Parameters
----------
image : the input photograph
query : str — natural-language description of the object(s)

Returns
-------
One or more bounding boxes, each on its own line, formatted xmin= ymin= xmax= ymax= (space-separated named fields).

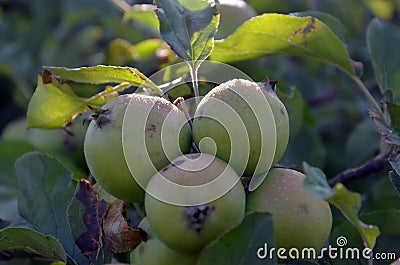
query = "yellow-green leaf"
xmin=328 ymin=184 xmax=381 ymax=249
xmin=46 ymin=65 xmax=159 ymax=92
xmin=26 ymin=67 xmax=153 ymax=129
xmin=27 ymin=75 xmax=87 ymax=129
xmin=211 ymin=13 xmax=355 ymax=75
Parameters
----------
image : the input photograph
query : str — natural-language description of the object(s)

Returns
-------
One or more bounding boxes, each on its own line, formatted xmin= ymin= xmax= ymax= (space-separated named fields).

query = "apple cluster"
xmin=83 ymin=79 xmax=332 ymax=264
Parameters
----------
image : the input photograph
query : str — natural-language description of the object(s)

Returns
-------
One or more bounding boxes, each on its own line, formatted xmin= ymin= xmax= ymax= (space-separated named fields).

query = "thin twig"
xmin=328 ymin=154 xmax=390 ymax=187
xmin=87 ymin=82 xmax=131 ymax=103
xmin=110 ymin=0 xmax=131 ymax=12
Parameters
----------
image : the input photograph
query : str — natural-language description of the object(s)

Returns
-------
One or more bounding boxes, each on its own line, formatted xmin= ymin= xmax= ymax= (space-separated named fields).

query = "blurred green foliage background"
xmin=1 ymin=0 xmax=400 ymax=197
xmin=1 ymin=0 xmax=400 ymax=264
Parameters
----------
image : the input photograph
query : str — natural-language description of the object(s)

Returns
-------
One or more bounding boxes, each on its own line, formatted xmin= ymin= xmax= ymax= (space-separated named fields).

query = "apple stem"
xmin=191 ymin=143 xmax=200 ymax=153
xmin=188 ymin=62 xmax=200 ymax=106
xmin=241 ymin=176 xmax=251 ymax=195
xmin=173 ymin=97 xmax=193 ymax=128
xmin=173 ymin=97 xmax=200 ymax=153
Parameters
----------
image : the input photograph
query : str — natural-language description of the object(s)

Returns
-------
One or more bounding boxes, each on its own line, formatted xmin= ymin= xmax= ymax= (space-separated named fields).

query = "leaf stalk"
xmin=350 ymin=75 xmax=388 ymax=126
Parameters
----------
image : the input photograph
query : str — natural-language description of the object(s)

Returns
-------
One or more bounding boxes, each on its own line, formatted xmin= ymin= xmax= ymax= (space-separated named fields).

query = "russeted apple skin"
xmin=84 ymin=94 xmax=191 ymax=203
xmin=130 ymin=217 xmax=197 ymax=265
xmin=145 ymin=153 xmax=246 ymax=254
xmin=192 ymin=79 xmax=280 ymax=178
xmin=246 ymin=168 xmax=332 ymax=252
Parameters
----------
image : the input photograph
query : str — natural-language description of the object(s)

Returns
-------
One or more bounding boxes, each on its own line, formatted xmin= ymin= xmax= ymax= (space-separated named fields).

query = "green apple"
xmin=130 ymin=217 xmax=197 ymax=265
xmin=246 ymin=168 xmax=332 ymax=252
xmin=192 ymin=79 xmax=277 ymax=180
xmin=216 ymin=0 xmax=257 ymax=39
xmin=145 ymin=153 xmax=245 ymax=254
xmin=84 ymin=94 xmax=191 ymax=203
xmin=1 ymin=116 xmax=88 ymax=170
xmin=1 ymin=118 xmax=60 ymax=152
xmin=258 ymin=81 xmax=289 ymax=164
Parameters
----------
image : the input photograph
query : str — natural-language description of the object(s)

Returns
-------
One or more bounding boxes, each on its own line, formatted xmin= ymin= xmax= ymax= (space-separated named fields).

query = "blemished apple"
xmin=246 ymin=168 xmax=332 ymax=252
xmin=84 ymin=94 xmax=191 ymax=203
xmin=130 ymin=217 xmax=198 ymax=265
xmin=192 ymin=79 xmax=280 ymax=178
xmin=145 ymin=153 xmax=245 ymax=254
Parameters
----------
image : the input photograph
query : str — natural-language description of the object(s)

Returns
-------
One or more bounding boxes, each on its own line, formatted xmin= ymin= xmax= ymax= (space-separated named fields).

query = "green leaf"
xmin=364 ymin=0 xmax=395 ymax=20
xmin=370 ymin=110 xmax=400 ymax=146
xmin=361 ymin=211 xmax=400 ymax=262
xmin=362 ymin=210 xmax=400 ymax=235
xmin=387 ymin=103 xmax=400 ymax=132
xmin=345 ymin=119 xmax=381 ymax=168
xmin=0 ymin=140 xmax=35 ymax=222
xmin=27 ymin=74 xmax=88 ymax=129
xmin=328 ymin=183 xmax=381 ymax=249
xmin=302 ymin=162 xmax=335 ymax=199
xmin=46 ymin=65 xmax=159 ymax=92
xmin=154 ymin=0 xmax=219 ymax=65
xmin=135 ymin=39 xmax=164 ymax=58
xmin=123 ymin=4 xmax=159 ymax=32
xmin=27 ymin=68 xmax=149 ymax=129
xmin=198 ymin=212 xmax=276 ymax=265
xmin=367 ymin=18 xmax=400 ymax=103
xmin=106 ymin=39 xmax=137 ymax=65
xmin=0 ymin=227 xmax=67 ymax=263
xmin=389 ymin=154 xmax=400 ymax=197
xmin=330 ymin=210 xmax=400 ymax=265
xmin=283 ymin=125 xmax=326 ymax=169
xmin=389 ymin=153 xmax=400 ymax=176
xmin=290 ymin=11 xmax=346 ymax=41
xmin=106 ymin=39 xmax=164 ymax=65
xmin=389 ymin=172 xmax=400 ymax=197
xmin=15 ymin=152 xmax=87 ymax=264
xmin=211 ymin=13 xmax=355 ymax=75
